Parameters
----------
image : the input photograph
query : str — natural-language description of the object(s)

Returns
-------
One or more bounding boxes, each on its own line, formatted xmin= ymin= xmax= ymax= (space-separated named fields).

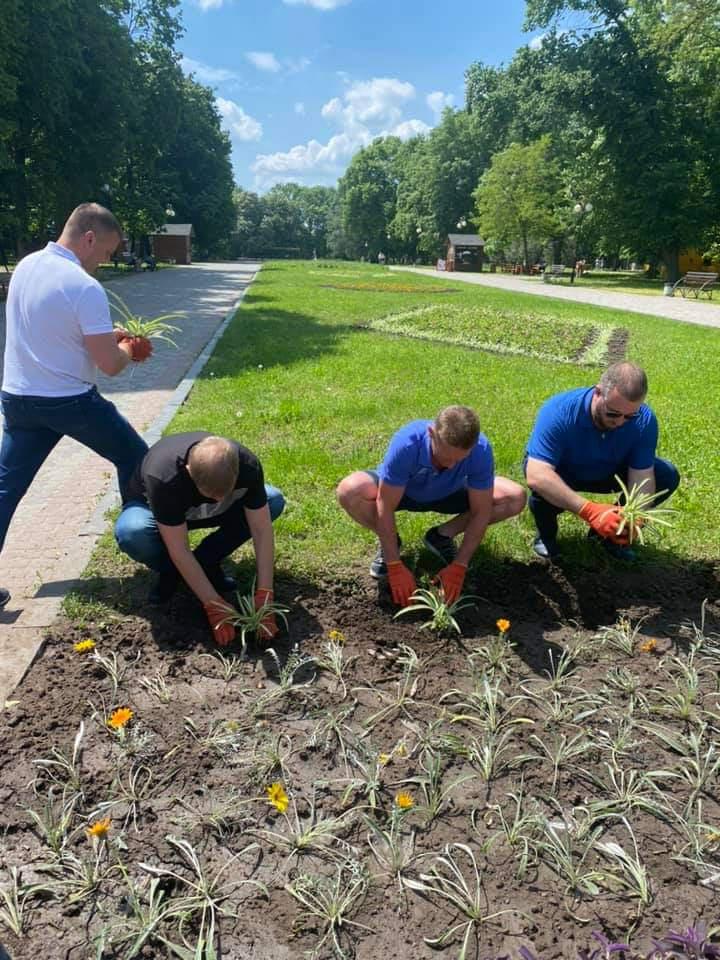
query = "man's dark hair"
xmin=599 ymin=362 xmax=648 ymax=403
xmin=64 ymin=203 xmax=122 ymax=239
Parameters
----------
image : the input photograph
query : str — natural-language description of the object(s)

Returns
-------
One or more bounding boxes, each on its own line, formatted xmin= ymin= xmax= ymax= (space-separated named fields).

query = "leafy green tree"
xmin=338 ymin=137 xmax=404 ymax=259
xmin=473 ymin=136 xmax=563 ymax=268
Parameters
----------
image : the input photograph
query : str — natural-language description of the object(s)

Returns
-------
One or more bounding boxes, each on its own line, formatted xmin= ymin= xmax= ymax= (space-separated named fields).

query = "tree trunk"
xmin=661 ymin=248 xmax=680 ymax=283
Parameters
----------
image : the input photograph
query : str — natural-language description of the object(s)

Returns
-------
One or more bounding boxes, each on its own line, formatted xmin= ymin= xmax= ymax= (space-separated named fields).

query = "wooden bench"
xmin=671 ymin=271 xmax=718 ymax=299
xmin=543 ymin=264 xmax=568 ymax=283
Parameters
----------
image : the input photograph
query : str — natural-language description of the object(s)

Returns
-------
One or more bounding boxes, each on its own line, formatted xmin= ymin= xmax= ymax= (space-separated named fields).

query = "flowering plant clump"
xmin=328 ymin=629 xmax=345 ymax=644
xmin=86 ymin=817 xmax=111 ymax=840
xmin=267 ymin=781 xmax=289 ymax=813
xmin=496 ymin=619 xmax=511 ymax=634
xmin=73 ymin=639 xmax=96 ymax=653
xmin=108 ymin=707 xmax=133 ymax=730
xmin=395 ymin=792 xmax=414 ymax=811
xmin=639 ymin=637 xmax=658 ymax=654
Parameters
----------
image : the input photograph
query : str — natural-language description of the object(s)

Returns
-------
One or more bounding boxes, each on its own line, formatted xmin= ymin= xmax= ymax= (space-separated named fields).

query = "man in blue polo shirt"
xmin=524 ymin=362 xmax=679 ymax=561
xmin=336 ymin=405 xmax=526 ymax=606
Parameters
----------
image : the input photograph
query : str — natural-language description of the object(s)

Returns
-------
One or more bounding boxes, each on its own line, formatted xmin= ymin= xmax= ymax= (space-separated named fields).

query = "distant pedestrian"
xmin=0 ymin=203 xmax=152 ymax=609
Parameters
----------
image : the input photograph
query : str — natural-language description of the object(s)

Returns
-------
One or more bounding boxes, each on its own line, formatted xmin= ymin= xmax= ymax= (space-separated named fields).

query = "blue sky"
xmin=179 ymin=0 xmax=539 ymax=192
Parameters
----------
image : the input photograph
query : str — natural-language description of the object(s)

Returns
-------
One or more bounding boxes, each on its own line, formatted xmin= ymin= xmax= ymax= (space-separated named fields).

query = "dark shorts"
xmin=364 ymin=469 xmax=470 ymax=514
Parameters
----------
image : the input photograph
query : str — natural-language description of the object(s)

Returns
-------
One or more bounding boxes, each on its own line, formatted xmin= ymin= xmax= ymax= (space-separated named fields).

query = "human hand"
xmin=387 ymin=561 xmax=417 ymax=607
xmin=113 ymin=327 xmax=130 ymax=343
xmin=578 ymin=501 xmax=629 ymax=542
xmin=203 ymin=598 xmax=236 ymax=647
xmin=434 ymin=561 xmax=468 ymax=604
xmin=128 ymin=336 xmax=153 ymax=361
xmin=254 ymin=587 xmax=278 ymax=640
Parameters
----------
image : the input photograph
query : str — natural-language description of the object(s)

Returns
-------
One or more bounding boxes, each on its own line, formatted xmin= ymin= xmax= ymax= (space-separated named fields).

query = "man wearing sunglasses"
xmin=524 ymin=362 xmax=679 ymax=560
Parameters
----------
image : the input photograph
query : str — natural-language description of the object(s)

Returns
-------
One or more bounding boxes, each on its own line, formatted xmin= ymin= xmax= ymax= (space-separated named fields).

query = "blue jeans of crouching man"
xmin=114 ymin=484 xmax=286 ymax=574
xmin=523 ymin=456 xmax=680 ymax=546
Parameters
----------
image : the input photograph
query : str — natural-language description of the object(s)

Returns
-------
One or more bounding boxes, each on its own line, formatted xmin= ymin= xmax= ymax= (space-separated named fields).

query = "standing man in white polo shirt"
xmin=0 ymin=203 xmax=152 ymax=609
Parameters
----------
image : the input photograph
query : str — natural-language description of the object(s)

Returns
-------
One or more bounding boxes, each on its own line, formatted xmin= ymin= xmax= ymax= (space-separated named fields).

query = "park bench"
xmin=671 ymin=271 xmax=718 ymax=299
xmin=113 ymin=251 xmax=140 ymax=272
xmin=543 ymin=264 xmax=569 ymax=283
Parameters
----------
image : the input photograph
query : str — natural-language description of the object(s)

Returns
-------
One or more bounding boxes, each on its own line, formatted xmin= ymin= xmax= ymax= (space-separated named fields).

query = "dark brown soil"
xmin=1 ymin=557 xmax=719 ymax=960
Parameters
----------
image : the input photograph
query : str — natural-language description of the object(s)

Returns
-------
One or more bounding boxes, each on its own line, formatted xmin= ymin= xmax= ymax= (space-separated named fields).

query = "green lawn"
xmin=155 ymin=260 xmax=719 ymax=579
xmin=521 ymin=269 xmax=667 ymax=297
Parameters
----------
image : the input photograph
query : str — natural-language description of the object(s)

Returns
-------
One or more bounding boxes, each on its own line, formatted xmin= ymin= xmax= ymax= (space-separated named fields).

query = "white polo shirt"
xmin=2 ymin=242 xmax=113 ymax=397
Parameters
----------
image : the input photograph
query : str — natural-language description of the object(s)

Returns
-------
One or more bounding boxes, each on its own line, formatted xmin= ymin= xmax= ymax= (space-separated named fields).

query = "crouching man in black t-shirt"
xmin=114 ymin=432 xmax=285 ymax=646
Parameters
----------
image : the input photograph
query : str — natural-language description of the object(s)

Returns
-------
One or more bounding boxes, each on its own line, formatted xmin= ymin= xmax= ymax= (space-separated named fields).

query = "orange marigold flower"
xmin=395 ymin=791 xmax=414 ymax=810
xmin=266 ymin=781 xmax=289 ymax=813
xmin=74 ymin=639 xmax=96 ymax=653
xmin=86 ymin=817 xmax=111 ymax=839
xmin=108 ymin=707 xmax=133 ymax=729
xmin=496 ymin=619 xmax=511 ymax=634
xmin=639 ymin=638 xmax=658 ymax=654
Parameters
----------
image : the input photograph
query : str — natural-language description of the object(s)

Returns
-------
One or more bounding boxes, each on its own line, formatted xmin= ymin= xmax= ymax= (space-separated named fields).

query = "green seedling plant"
xmin=175 ymin=788 xmax=255 ymax=840
xmin=596 ymin=821 xmax=654 ymax=918
xmin=138 ymin=670 xmax=172 ymax=704
xmin=533 ymin=818 xmax=604 ymax=922
xmin=365 ymin=802 xmax=419 ymax=888
xmin=528 ymin=732 xmax=593 ymax=795
xmin=285 ymin=858 xmax=371 ymax=960
xmin=216 ymin=587 xmax=290 ymax=652
xmin=403 ymin=843 xmax=521 ymax=959
xmin=90 ymin=649 xmax=141 ymax=698
xmin=441 ymin=673 xmax=534 ymax=734
xmin=184 ymin=715 xmax=251 ymax=760
xmin=88 ymin=761 xmax=156 ymax=833
xmin=355 ymin=644 xmax=421 ymax=733
xmin=254 ymin=648 xmax=317 ymax=714
xmin=478 ymin=784 xmax=543 ymax=880
xmin=317 ymin=631 xmax=357 ymax=701
xmin=0 ymin=866 xmax=52 ymax=937
xmin=394 ymin=585 xmax=474 ymax=635
xmin=200 ymin=649 xmax=245 ymax=684
xmin=611 ymin=475 xmax=675 ymax=544
xmin=93 ymin=871 xmax=170 ymax=960
xmin=580 ymin=762 xmax=673 ymax=824
xmin=26 ymin=789 xmax=78 ymax=857
xmin=594 ymin=615 xmax=650 ymax=657
xmin=139 ymin=836 xmax=267 ymax=960
xmin=30 ymin=721 xmax=86 ymax=804
xmin=255 ymin=788 xmax=357 ymax=869
xmin=307 ymin=704 xmax=358 ymax=776
xmin=108 ymin=289 xmax=183 ymax=346
xmin=399 ymin=747 xmax=475 ymax=828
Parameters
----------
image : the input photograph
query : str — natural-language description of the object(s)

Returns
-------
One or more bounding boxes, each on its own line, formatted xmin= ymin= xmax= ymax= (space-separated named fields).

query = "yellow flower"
xmin=394 ymin=743 xmax=408 ymax=758
xmin=74 ymin=639 xmax=96 ymax=653
xmin=328 ymin=629 xmax=345 ymax=644
xmin=108 ymin=707 xmax=133 ymax=730
xmin=496 ymin=619 xmax=511 ymax=634
xmin=378 ymin=753 xmax=392 ymax=766
xmin=639 ymin=638 xmax=657 ymax=654
xmin=266 ymin=782 xmax=289 ymax=813
xmin=705 ymin=830 xmax=720 ymax=846
xmin=395 ymin=791 xmax=414 ymax=810
xmin=86 ymin=817 xmax=111 ymax=840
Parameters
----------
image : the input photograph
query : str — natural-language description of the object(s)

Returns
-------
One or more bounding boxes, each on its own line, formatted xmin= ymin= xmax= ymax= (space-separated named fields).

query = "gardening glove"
xmin=387 ymin=561 xmax=417 ymax=607
xmin=203 ymin=598 xmax=236 ymax=647
xmin=578 ymin=500 xmax=629 ymax=543
xmin=434 ymin=561 xmax=468 ymax=605
xmin=128 ymin=336 xmax=153 ymax=362
xmin=254 ymin=587 xmax=278 ymax=640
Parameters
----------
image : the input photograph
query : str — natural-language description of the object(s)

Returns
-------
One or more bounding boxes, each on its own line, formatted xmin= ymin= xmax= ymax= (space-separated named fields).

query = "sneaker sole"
xmin=0 ymin=591 xmax=10 ymax=609
xmin=369 ymin=566 xmax=388 ymax=581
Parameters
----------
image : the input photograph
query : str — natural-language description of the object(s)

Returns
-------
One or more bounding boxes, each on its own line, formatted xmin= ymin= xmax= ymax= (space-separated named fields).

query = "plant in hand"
xmin=612 ymin=475 xmax=675 ymax=544
xmin=108 ymin=289 xmax=183 ymax=347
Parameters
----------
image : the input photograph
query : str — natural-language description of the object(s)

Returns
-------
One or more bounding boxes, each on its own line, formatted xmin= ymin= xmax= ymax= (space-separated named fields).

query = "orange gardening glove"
xmin=203 ymin=599 xmax=236 ymax=647
xmin=387 ymin=561 xmax=417 ymax=607
xmin=128 ymin=336 xmax=153 ymax=361
xmin=578 ymin=500 xmax=629 ymax=543
xmin=254 ymin=588 xmax=278 ymax=640
xmin=434 ymin=561 xmax=468 ymax=605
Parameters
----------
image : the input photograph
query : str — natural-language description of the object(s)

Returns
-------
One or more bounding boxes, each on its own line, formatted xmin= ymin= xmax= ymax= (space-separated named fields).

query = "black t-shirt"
xmin=125 ymin=431 xmax=267 ymax=526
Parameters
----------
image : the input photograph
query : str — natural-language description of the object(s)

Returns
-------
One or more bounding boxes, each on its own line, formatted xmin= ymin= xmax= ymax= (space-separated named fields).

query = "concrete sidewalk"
xmin=394 ymin=267 xmax=720 ymax=329
xmin=0 ymin=262 xmax=260 ymax=705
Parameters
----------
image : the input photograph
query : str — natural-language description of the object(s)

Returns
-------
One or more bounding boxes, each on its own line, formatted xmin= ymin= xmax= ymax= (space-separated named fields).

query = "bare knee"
xmin=493 ymin=478 xmax=527 ymax=520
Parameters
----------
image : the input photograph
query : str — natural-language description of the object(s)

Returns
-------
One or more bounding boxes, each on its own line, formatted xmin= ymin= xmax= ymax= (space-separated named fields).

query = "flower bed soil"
xmin=1 ymin=557 xmax=719 ymax=960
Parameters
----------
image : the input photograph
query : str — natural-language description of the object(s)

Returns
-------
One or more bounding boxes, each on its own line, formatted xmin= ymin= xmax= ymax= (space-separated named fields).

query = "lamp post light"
xmin=456 ymin=217 xmax=467 ymax=230
xmin=572 ymin=200 xmax=593 ymax=277
xmin=165 ymin=205 xmax=175 ymax=219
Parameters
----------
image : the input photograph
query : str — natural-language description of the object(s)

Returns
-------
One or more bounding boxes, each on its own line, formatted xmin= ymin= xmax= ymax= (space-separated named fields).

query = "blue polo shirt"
xmin=527 ymin=387 xmax=658 ymax=485
xmin=378 ymin=420 xmax=494 ymax=502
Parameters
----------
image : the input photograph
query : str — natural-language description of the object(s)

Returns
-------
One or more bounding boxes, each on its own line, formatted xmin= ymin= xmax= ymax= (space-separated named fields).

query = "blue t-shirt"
xmin=378 ymin=419 xmax=494 ymax=502
xmin=527 ymin=387 xmax=658 ymax=485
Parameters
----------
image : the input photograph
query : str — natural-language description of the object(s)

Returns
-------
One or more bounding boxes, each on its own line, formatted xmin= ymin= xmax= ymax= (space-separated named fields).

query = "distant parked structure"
xmin=445 ymin=233 xmax=485 ymax=272
xmin=150 ymin=223 xmax=194 ymax=264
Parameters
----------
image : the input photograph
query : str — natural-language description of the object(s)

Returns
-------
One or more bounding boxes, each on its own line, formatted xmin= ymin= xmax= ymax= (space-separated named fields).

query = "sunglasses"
xmin=604 ymin=408 xmax=639 ymax=421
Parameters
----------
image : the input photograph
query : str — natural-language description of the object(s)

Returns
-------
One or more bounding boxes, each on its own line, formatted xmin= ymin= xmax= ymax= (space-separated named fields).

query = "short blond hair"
xmin=434 ymin=405 xmax=480 ymax=449
xmin=64 ymin=202 xmax=122 ymax=241
xmin=187 ymin=436 xmax=238 ymax=499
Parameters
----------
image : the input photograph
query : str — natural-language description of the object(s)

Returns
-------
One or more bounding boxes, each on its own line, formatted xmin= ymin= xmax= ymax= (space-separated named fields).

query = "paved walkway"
xmin=394 ymin=267 xmax=720 ymax=329
xmin=0 ymin=262 xmax=260 ymax=705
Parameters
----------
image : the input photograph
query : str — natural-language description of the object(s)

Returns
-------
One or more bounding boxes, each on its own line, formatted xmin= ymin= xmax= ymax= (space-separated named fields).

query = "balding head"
xmin=62 ymin=203 xmax=122 ymax=242
xmin=599 ymin=362 xmax=648 ymax=403
xmin=187 ymin=436 xmax=239 ymax=501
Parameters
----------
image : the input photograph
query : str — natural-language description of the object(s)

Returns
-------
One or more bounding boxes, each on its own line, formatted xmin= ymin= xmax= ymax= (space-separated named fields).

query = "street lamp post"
xmin=165 ymin=205 xmax=175 ymax=219
xmin=456 ymin=217 xmax=467 ymax=230
xmin=572 ymin=200 xmax=593 ymax=277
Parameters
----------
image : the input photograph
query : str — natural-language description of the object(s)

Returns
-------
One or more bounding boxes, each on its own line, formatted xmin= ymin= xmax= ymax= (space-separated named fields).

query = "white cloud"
xmin=426 ymin=90 xmax=455 ymax=116
xmin=181 ymin=56 xmax=241 ymax=85
xmin=216 ymin=97 xmax=263 ymax=142
xmin=245 ymin=51 xmax=282 ymax=73
xmin=282 ymin=0 xmax=350 ymax=9
xmin=253 ymin=76 xmax=429 ymax=188
xmin=294 ymin=102 xmax=306 ymax=115
xmin=389 ymin=118 xmax=431 ymax=139
xmin=195 ymin=0 xmax=226 ymax=9
xmin=287 ymin=57 xmax=312 ymax=74
xmin=529 ymin=33 xmax=546 ymax=50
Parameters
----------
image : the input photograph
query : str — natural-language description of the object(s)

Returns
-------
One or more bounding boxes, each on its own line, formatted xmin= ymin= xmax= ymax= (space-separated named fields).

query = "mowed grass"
xmin=159 ymin=260 xmax=719 ymax=578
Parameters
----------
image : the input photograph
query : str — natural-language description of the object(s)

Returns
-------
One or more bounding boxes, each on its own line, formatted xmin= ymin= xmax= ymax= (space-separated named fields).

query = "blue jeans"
xmin=114 ymin=484 xmax=286 ymax=574
xmin=0 ymin=387 xmax=148 ymax=553
xmin=524 ymin=456 xmax=680 ymax=544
